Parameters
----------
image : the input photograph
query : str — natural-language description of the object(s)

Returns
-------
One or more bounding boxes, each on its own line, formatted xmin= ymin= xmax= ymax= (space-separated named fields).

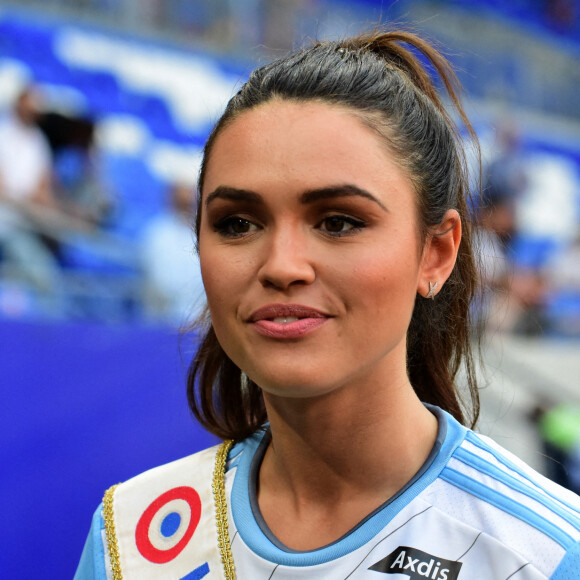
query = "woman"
xmin=75 ymin=30 xmax=580 ymax=579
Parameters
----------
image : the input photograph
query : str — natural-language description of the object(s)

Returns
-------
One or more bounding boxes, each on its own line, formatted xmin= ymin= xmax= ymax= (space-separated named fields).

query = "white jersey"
xmin=75 ymin=407 xmax=580 ymax=579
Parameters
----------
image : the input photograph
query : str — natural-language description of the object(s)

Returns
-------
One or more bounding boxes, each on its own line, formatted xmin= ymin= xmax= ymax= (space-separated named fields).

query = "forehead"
xmin=202 ymin=100 xmax=414 ymax=205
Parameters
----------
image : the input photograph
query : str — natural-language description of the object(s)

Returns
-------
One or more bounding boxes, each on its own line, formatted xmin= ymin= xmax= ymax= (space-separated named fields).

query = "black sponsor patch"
xmin=369 ymin=546 xmax=462 ymax=579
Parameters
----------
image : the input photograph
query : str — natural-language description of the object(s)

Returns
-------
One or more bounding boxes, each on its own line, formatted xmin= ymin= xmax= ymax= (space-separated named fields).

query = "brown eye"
xmin=214 ymin=216 xmax=259 ymax=237
xmin=324 ymin=217 xmax=350 ymax=233
xmin=230 ymin=218 xmax=252 ymax=233
xmin=319 ymin=215 xmax=366 ymax=236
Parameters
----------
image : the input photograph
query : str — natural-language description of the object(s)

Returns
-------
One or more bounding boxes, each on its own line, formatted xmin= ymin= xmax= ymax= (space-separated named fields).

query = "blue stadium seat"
xmin=67 ymin=69 xmax=123 ymax=115
xmin=101 ymin=154 xmax=166 ymax=237
xmin=509 ymin=235 xmax=564 ymax=270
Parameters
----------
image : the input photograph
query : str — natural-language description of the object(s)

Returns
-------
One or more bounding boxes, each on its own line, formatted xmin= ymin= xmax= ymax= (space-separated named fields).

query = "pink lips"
xmin=249 ymin=304 xmax=329 ymax=339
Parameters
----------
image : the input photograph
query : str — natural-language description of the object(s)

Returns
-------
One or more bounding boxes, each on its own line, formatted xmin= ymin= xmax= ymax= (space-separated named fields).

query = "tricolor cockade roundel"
xmin=135 ymin=486 xmax=202 ymax=564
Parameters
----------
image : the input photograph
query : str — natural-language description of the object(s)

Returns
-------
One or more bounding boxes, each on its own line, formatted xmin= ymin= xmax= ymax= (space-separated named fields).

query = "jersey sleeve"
xmin=73 ymin=504 xmax=109 ymax=580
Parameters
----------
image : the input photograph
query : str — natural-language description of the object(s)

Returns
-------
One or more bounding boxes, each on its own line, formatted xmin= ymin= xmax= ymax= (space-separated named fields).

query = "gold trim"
xmin=103 ymin=484 xmax=123 ymax=580
xmin=213 ymin=440 xmax=236 ymax=580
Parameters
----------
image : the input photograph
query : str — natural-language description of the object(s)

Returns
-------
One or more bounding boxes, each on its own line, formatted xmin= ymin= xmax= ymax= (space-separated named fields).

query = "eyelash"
xmin=317 ymin=215 xmax=366 ymax=236
xmin=212 ymin=214 xmax=367 ymax=238
xmin=213 ymin=216 xmax=259 ymax=237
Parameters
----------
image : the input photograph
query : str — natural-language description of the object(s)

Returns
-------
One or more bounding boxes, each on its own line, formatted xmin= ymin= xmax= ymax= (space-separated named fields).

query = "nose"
xmin=257 ymin=226 xmax=316 ymax=290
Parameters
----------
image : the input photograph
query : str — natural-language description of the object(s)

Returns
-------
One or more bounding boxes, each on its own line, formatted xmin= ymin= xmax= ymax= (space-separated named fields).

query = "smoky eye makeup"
xmin=212 ymin=214 xmax=260 ymax=237
xmin=316 ymin=214 xmax=367 ymax=236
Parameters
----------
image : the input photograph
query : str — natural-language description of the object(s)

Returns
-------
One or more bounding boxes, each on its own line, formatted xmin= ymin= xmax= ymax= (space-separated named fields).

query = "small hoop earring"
xmin=426 ymin=281 xmax=438 ymax=300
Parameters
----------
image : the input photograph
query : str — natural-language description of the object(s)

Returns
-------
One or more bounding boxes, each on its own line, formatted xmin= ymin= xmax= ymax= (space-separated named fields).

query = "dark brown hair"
xmin=188 ymin=28 xmax=481 ymax=440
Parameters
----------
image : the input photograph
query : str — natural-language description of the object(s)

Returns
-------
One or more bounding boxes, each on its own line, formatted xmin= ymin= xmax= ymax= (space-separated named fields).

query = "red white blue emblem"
xmin=135 ymin=486 xmax=202 ymax=564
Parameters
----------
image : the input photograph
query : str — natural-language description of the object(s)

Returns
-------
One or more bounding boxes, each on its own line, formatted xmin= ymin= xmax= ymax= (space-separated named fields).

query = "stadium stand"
xmin=3 ymin=1 xmax=579 ymax=331
xmin=0 ymin=7 xmax=240 ymax=322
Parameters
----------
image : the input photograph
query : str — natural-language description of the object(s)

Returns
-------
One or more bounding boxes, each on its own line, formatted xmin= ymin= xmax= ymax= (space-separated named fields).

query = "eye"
xmin=318 ymin=215 xmax=366 ymax=236
xmin=214 ymin=216 xmax=259 ymax=237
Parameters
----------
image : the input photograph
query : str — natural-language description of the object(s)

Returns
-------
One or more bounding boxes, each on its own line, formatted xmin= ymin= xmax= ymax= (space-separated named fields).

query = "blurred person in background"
xmin=479 ymin=119 xmax=550 ymax=335
xmin=0 ymin=87 xmax=53 ymax=207
xmin=0 ymin=86 xmax=64 ymax=300
xmin=484 ymin=120 xmax=528 ymax=219
xmin=76 ymin=27 xmax=579 ymax=579
xmin=474 ymin=188 xmax=512 ymax=331
xmin=541 ymin=232 xmax=580 ymax=335
xmin=140 ymin=182 xmax=205 ymax=324
xmin=40 ymin=112 xmax=114 ymax=228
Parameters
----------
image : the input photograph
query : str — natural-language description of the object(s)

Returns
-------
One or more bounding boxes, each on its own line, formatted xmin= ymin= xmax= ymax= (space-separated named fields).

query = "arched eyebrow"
xmin=205 ymin=186 xmax=262 ymax=208
xmin=204 ymin=184 xmax=388 ymax=211
xmin=301 ymin=185 xmax=388 ymax=212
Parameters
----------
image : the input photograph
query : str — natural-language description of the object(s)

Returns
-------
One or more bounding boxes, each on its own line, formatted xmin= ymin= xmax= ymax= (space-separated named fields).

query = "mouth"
xmin=249 ymin=304 xmax=328 ymax=323
xmin=248 ymin=304 xmax=330 ymax=339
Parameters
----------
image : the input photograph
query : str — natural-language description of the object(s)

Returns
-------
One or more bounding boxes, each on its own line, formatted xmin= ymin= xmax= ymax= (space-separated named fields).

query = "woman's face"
xmin=199 ymin=101 xmax=429 ymax=399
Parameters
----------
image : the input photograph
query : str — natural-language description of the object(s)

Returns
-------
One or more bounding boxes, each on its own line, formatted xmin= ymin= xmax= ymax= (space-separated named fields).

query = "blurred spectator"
xmin=54 ymin=144 xmax=113 ymax=225
xmin=484 ymin=120 xmax=528 ymax=219
xmin=38 ymin=112 xmax=114 ymax=226
xmin=0 ymin=87 xmax=53 ymax=206
xmin=535 ymin=403 xmax=580 ymax=493
xmin=0 ymin=86 xmax=63 ymax=299
xmin=541 ymin=233 xmax=580 ymax=335
xmin=476 ymin=177 xmax=548 ymax=335
xmin=479 ymin=119 xmax=558 ymax=335
xmin=474 ymin=197 xmax=511 ymax=329
xmin=140 ymin=182 xmax=205 ymax=324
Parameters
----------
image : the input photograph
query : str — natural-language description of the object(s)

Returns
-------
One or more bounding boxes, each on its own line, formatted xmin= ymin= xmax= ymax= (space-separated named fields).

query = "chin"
xmin=262 ymin=384 xmax=338 ymax=401
xmin=247 ymin=366 xmax=345 ymax=400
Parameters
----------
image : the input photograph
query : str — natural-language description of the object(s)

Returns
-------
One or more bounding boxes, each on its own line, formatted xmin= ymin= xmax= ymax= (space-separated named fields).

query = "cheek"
xmin=199 ymin=246 xmax=252 ymax=318
xmin=199 ymin=248 xmax=227 ymax=309
xmin=347 ymin=250 xmax=421 ymax=311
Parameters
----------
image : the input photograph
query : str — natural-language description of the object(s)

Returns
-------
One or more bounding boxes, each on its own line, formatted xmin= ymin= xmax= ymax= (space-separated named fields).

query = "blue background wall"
xmin=0 ymin=320 xmax=218 ymax=579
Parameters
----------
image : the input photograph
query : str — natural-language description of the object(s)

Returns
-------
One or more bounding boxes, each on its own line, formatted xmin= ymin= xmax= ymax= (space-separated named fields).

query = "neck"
xmin=257 ymin=377 xmax=439 ymax=549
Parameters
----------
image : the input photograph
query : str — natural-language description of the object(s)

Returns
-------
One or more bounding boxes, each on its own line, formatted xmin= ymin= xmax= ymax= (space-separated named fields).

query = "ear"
xmin=418 ymin=209 xmax=461 ymax=299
